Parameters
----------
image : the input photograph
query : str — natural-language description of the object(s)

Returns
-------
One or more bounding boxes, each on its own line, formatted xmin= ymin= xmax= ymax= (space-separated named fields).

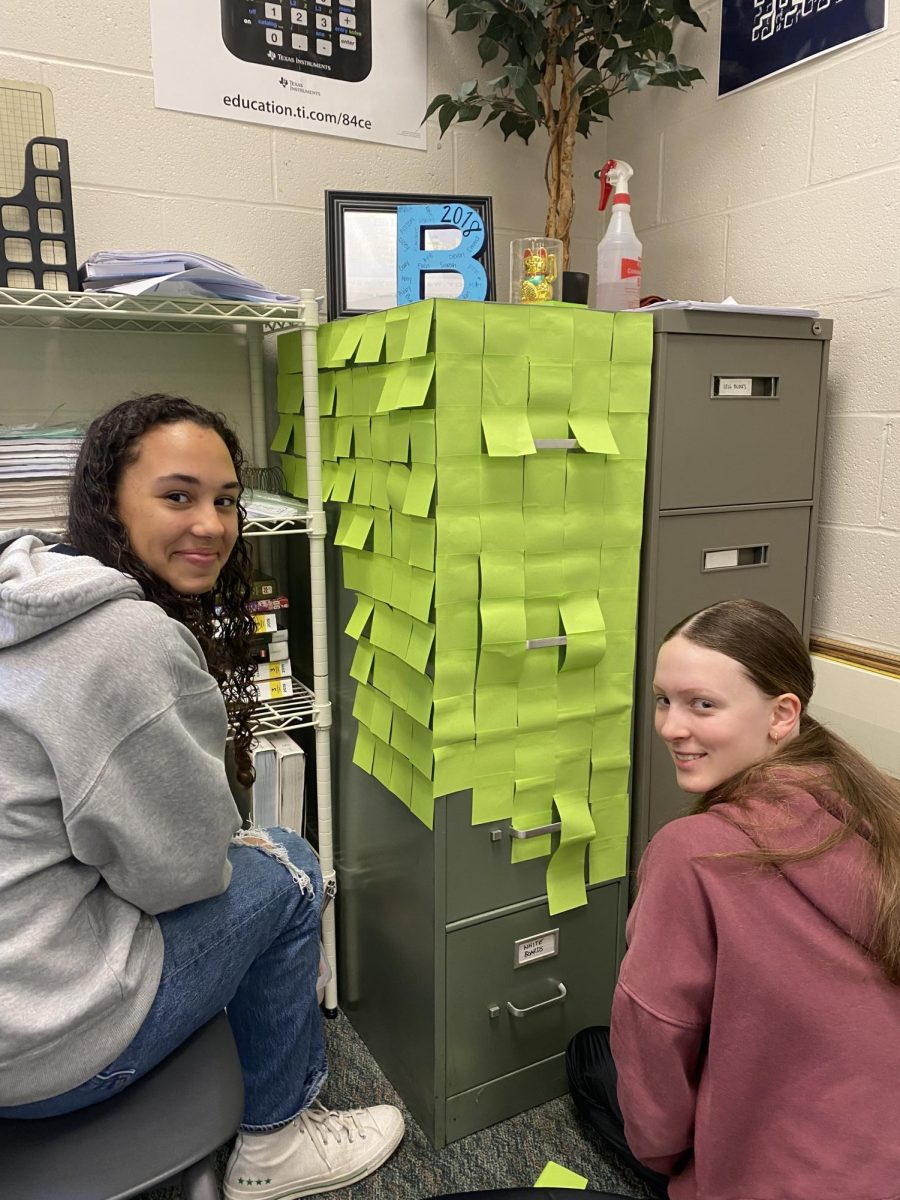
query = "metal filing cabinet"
xmin=324 ymin=544 xmax=628 ymax=1147
xmin=630 ymin=310 xmax=832 ymax=863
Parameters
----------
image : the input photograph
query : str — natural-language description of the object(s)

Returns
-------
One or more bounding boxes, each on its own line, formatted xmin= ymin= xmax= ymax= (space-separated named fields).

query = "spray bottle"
xmin=595 ymin=159 xmax=642 ymax=311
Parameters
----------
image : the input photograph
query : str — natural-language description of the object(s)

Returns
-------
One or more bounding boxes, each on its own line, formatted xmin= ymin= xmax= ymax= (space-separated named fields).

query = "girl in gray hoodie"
xmin=0 ymin=395 xmax=403 ymax=1200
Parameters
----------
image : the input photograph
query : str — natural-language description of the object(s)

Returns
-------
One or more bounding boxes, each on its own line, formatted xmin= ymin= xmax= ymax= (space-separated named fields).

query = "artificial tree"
xmin=426 ymin=0 xmax=705 ymax=269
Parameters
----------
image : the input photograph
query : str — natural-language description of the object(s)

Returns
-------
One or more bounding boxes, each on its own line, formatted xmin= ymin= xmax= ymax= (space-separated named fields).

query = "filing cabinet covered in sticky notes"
xmin=275 ymin=299 xmax=651 ymax=1145
xmin=630 ymin=309 xmax=832 ymax=863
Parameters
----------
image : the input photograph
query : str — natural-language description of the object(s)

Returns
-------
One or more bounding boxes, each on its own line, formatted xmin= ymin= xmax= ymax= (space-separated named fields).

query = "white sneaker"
xmin=223 ymin=1101 xmax=405 ymax=1200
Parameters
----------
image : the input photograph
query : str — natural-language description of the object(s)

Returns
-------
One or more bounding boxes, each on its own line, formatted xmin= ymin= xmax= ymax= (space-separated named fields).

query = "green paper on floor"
xmin=534 ymin=1161 xmax=588 ymax=1189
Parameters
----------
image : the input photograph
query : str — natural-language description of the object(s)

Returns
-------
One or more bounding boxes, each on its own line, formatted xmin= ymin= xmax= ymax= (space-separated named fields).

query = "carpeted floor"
xmin=137 ymin=1011 xmax=652 ymax=1200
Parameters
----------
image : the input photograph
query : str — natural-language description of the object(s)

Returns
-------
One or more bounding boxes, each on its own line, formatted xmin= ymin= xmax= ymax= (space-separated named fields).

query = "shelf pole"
xmin=298 ymin=289 xmax=338 ymax=1011
xmin=246 ymin=324 xmax=268 ymax=469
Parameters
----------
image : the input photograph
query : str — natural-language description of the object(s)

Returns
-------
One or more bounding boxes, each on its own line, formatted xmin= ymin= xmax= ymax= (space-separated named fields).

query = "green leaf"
xmin=505 ymin=63 xmax=527 ymax=89
xmin=625 ymin=66 xmax=653 ymax=90
xmin=456 ymin=103 xmax=483 ymax=122
xmin=478 ymin=35 xmax=499 ymax=63
xmin=516 ymin=80 xmax=543 ymax=121
xmin=456 ymin=79 xmax=478 ymax=100
xmin=672 ymin=0 xmax=707 ymax=29
xmin=499 ymin=111 xmax=520 ymax=141
xmin=438 ymin=101 xmax=459 ymax=136
xmin=423 ymin=93 xmax=451 ymax=121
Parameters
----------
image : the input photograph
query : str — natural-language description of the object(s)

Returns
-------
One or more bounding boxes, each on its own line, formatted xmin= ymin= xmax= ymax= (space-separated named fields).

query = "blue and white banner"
xmin=719 ymin=0 xmax=887 ymax=97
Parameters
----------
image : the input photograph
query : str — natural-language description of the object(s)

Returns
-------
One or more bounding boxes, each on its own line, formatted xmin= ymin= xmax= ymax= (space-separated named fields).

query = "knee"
xmin=266 ymin=828 xmax=323 ymax=892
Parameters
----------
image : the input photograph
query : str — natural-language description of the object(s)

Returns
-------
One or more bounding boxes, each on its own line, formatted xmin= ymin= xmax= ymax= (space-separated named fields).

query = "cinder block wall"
xmin=604 ymin=5 xmax=900 ymax=653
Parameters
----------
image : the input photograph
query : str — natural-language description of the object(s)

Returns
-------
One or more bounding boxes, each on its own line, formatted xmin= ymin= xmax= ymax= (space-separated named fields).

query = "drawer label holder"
xmin=514 ymin=928 xmax=559 ymax=968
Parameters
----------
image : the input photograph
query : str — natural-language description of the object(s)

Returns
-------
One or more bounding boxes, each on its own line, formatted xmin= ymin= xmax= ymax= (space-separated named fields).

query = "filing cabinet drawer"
xmin=651 ymin=506 xmax=811 ymax=642
xmin=658 ymin=335 xmax=822 ymax=509
xmin=444 ymin=793 xmax=551 ymax=922
xmin=446 ymin=882 xmax=621 ymax=1094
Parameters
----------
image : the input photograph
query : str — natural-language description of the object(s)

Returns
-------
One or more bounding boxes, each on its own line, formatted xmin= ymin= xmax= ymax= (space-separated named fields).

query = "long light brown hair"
xmin=664 ymin=599 xmax=900 ymax=984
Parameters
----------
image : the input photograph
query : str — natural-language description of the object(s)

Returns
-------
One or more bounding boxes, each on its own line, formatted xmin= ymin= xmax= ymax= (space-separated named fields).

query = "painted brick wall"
xmin=602 ymin=4 xmax=900 ymax=653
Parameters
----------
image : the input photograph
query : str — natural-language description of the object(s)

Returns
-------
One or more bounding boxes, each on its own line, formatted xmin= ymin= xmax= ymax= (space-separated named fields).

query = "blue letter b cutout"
xmin=396 ymin=203 xmax=488 ymax=305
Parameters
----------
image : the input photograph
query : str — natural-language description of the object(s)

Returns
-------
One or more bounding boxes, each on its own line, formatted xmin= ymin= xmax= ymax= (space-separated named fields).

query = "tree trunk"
xmin=543 ymin=61 xmax=581 ymax=270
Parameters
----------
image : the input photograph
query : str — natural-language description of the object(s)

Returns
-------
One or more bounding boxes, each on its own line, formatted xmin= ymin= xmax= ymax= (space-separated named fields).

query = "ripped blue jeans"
xmin=1 ymin=828 xmax=326 ymax=1130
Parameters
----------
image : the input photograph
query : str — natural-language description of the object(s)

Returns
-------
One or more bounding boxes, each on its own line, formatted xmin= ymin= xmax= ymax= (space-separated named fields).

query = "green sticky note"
xmin=370 ymin=413 xmax=390 ymax=461
xmin=608 ymin=411 xmax=648 ymax=461
xmin=406 ymin=617 xmax=435 ymax=673
xmin=528 ymin=362 xmax=573 ymax=408
xmin=436 ymin=601 xmax=479 ymax=651
xmin=410 ymin=768 xmax=435 ymax=829
xmin=472 ymin=777 xmax=514 ymax=823
xmin=525 ymin=597 xmax=560 ymax=641
xmin=590 ymin=793 xmax=630 ymax=839
xmin=317 ymin=322 xmax=349 ymax=370
xmin=389 ymin=754 xmax=413 ymax=806
xmin=511 ymin=775 xmax=553 ymax=863
xmin=523 ymin=453 xmax=567 ymax=513
xmin=351 ymin=682 xmax=374 ymax=728
xmin=479 ymin=551 xmax=525 ymax=600
xmin=434 ymin=553 xmax=478 ymax=606
xmin=349 ymin=637 xmax=375 ymax=685
xmin=408 ymin=516 xmax=436 ymax=571
xmin=345 ymin=594 xmax=375 ymax=641
xmin=317 ymin=371 xmax=336 ymax=417
xmin=612 ymin=310 xmax=653 ymax=363
xmin=436 ymin=411 xmax=483 ymax=459
xmin=573 ymin=309 xmax=614 ymax=363
xmin=437 ymin=455 xmax=481 ymax=507
xmin=391 ymin=511 xmax=412 ymax=563
xmin=402 ymin=299 xmax=435 ymax=359
xmin=369 ymin=689 xmax=394 ymax=744
xmin=294 ymin=456 xmax=312 ymax=499
xmin=279 ymin=453 xmax=297 ymax=494
xmin=388 ymin=411 xmax=410 ymax=463
xmin=270 ymin=412 xmax=294 ymax=454
xmin=569 ymin=361 xmax=619 ymax=455
xmin=402 ymin=463 xmax=436 ymax=518
xmin=334 ymin=314 xmax=366 ymax=364
xmin=398 ymin=354 xmax=436 ymax=410
xmin=371 ymin=460 xmax=390 ymax=510
xmin=475 ymin=683 xmax=517 ymax=736
xmin=480 ymin=456 xmax=524 ymax=506
xmin=564 ymin=454 xmax=606 ymax=510
xmin=529 ymin=306 xmax=575 ymax=364
xmin=435 ymin=356 xmax=482 ymax=413
xmin=387 ymin=463 xmax=411 ymax=511
xmin=434 ymin=299 xmax=484 ymax=357
xmin=409 ymin=410 xmax=436 ymax=465
xmin=534 ymin=1161 xmax=588 ymax=1190
xmin=557 ymin=666 xmax=595 ymax=720
xmin=335 ymin=368 xmax=354 ymax=417
xmin=277 ymin=372 xmax=303 ymax=414
xmin=474 ymin=735 xmax=515 ymax=777
xmin=588 ymin=833 xmax=628 ymax=885
xmin=436 ymin=508 xmax=482 ymax=556
xmin=372 ymin=735 xmax=393 ymax=788
xmin=482 ymin=355 xmax=534 ymax=457
xmin=407 ymin=567 xmax=435 ymax=623
xmin=385 ymin=308 xmax=410 ymax=362
xmin=375 ymin=362 xmax=404 ymax=413
xmin=432 ymin=740 xmax=475 ymax=797
xmin=390 ymin=560 xmax=413 ymax=616
xmin=481 ymin=505 xmax=524 ymax=552
xmin=433 ymin=694 xmax=476 ymax=747
xmin=602 ymin=629 xmax=637 ymax=673
xmin=610 ymin=361 xmax=651 ymax=414
xmin=277 ymin=330 xmax=302 ymax=374
xmin=320 ymin=461 xmax=338 ymax=502
xmin=334 ymin=416 xmax=353 ymax=458
xmin=433 ymin=648 xmax=476 ymax=702
xmin=352 ymin=724 xmax=375 ymax=773
xmin=373 ymin=509 xmax=392 ymax=558
xmin=408 ymin=718 xmax=434 ymax=775
xmin=331 ymin=459 xmax=355 ymax=503
xmin=480 ymin=597 xmax=526 ymax=651
xmin=483 ymin=304 xmax=527 ymax=357
xmin=356 ymin=310 xmax=387 ymax=364
xmin=545 ymin=789 xmax=594 ymax=914
xmin=351 ymin=458 xmax=372 ymax=506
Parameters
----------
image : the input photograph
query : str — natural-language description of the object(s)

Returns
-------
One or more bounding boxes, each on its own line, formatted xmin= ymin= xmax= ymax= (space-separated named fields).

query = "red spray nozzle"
xmin=596 ymin=159 xmax=617 ymax=212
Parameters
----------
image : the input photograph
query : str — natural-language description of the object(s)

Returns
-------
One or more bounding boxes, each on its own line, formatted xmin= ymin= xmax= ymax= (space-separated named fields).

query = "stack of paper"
xmin=79 ymin=250 xmax=299 ymax=303
xmin=641 ymin=295 xmax=819 ymax=318
xmin=0 ymin=424 xmax=82 ymax=531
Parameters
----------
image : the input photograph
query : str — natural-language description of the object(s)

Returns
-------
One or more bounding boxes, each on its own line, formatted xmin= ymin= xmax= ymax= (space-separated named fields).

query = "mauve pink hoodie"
xmin=612 ymin=786 xmax=900 ymax=1200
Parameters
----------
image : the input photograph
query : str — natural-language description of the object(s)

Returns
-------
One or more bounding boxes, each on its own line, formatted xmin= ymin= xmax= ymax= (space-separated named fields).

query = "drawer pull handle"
xmin=508 ymin=821 xmax=561 ymax=840
xmin=507 ymin=982 xmax=567 ymax=1018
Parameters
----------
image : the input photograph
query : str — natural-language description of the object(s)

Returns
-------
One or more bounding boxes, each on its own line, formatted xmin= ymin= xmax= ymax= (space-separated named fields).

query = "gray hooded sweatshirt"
xmin=0 ymin=530 xmax=241 ymax=1106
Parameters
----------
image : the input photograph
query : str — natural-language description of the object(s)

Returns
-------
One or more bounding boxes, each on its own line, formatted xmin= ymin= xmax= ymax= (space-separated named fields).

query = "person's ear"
xmin=769 ymin=693 xmax=802 ymax=744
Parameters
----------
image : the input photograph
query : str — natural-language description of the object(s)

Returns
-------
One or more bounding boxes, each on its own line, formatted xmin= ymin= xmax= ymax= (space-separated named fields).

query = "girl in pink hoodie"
xmin=568 ymin=599 xmax=900 ymax=1200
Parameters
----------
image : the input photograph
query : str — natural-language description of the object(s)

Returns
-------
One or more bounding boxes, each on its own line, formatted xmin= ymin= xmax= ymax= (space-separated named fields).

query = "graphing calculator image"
xmin=221 ymin=0 xmax=372 ymax=83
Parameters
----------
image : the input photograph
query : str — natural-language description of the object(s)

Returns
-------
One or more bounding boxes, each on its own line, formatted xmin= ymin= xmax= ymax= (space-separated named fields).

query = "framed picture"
xmin=325 ymin=189 xmax=495 ymax=321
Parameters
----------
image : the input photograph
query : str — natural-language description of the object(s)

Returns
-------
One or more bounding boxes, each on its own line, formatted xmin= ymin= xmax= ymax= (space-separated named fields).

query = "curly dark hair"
xmin=67 ymin=394 xmax=257 ymax=787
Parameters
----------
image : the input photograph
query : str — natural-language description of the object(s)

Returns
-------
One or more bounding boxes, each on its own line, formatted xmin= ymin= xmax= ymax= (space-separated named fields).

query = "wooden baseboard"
xmin=811 ymin=635 xmax=900 ymax=680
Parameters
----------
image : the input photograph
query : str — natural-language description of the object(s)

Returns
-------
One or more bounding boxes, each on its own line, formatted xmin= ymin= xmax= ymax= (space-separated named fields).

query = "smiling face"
xmin=653 ymin=633 xmax=800 ymax=794
xmin=114 ymin=421 xmax=240 ymax=595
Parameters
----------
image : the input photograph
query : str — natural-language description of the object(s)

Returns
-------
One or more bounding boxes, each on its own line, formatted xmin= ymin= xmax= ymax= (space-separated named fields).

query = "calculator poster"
xmin=150 ymin=0 xmax=427 ymax=151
